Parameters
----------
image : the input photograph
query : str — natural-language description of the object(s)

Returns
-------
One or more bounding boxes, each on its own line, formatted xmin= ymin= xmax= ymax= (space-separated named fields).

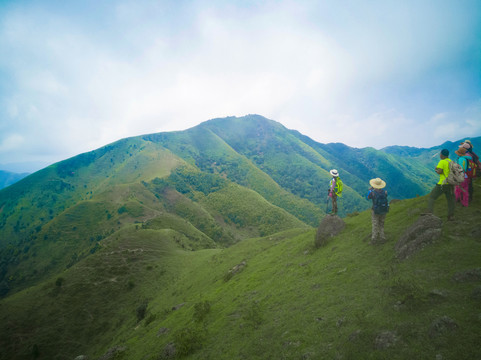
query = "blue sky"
xmin=1 ymin=0 xmax=480 ymax=172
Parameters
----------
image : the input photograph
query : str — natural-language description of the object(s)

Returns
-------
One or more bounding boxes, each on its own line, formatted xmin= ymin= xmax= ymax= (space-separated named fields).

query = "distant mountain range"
xmin=0 ymin=170 xmax=29 ymax=190
xmin=0 ymin=115 xmax=480 ymax=359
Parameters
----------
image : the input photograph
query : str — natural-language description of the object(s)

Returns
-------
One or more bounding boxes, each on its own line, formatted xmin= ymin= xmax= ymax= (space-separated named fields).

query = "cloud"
xmin=0 ymin=0 xmax=480 ymax=170
xmin=0 ymin=134 xmax=25 ymax=152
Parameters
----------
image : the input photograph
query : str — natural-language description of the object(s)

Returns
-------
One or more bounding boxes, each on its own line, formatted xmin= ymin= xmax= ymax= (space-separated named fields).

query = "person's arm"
xmin=435 ymin=159 xmax=444 ymax=174
xmin=329 ymin=179 xmax=335 ymax=193
xmin=367 ymin=188 xmax=373 ymax=200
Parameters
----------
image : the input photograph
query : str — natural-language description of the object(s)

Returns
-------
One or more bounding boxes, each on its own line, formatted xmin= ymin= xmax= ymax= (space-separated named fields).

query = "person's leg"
xmin=468 ymin=179 xmax=473 ymax=202
xmin=455 ymin=185 xmax=462 ymax=203
xmin=428 ymin=185 xmax=442 ymax=212
xmin=461 ymin=178 xmax=469 ymax=207
xmin=332 ymin=194 xmax=338 ymax=214
xmin=371 ymin=210 xmax=379 ymax=244
xmin=444 ymin=185 xmax=455 ymax=219
xmin=378 ymin=214 xmax=386 ymax=243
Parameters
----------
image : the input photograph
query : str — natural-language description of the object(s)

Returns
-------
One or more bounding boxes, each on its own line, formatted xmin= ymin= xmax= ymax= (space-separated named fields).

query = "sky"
xmin=1 ymin=0 xmax=480 ymax=173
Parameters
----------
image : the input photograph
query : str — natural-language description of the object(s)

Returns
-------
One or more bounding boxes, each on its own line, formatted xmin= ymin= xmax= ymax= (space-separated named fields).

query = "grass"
xmin=2 ymin=180 xmax=477 ymax=359
xmin=0 ymin=118 xmax=480 ymax=359
xmin=116 ymin=181 xmax=480 ymax=360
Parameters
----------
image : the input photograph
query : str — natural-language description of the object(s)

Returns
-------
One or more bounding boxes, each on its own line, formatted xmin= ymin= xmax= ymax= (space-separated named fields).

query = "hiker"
xmin=460 ymin=139 xmax=479 ymax=200
xmin=427 ymin=149 xmax=455 ymax=221
xmin=328 ymin=169 xmax=342 ymax=215
xmin=367 ymin=178 xmax=389 ymax=244
xmin=454 ymin=147 xmax=472 ymax=207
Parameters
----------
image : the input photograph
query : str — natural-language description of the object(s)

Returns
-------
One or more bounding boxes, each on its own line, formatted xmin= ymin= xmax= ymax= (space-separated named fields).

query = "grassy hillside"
xmin=1 ymin=115 xmax=480 ymax=359
xmin=0 ymin=136 xmax=309 ymax=296
xmin=1 ymin=178 xmax=480 ymax=360
xmin=1 ymin=115 xmax=477 ymax=297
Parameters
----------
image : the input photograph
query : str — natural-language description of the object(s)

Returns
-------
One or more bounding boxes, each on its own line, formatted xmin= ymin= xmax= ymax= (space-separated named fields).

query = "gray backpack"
xmin=444 ymin=161 xmax=464 ymax=185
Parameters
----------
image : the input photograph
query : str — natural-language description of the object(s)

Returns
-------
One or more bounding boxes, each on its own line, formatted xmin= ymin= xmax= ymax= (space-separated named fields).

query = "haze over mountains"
xmin=0 ymin=170 xmax=29 ymax=190
xmin=0 ymin=115 xmax=480 ymax=359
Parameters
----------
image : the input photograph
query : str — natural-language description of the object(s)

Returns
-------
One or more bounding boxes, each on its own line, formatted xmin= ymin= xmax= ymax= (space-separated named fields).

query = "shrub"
xmin=174 ymin=326 xmax=205 ymax=357
xmin=136 ymin=300 xmax=148 ymax=321
xmin=242 ymin=301 xmax=263 ymax=329
xmin=193 ymin=300 xmax=211 ymax=323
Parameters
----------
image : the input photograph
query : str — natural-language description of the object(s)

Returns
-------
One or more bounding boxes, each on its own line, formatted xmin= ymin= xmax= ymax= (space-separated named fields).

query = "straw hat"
xmin=460 ymin=140 xmax=472 ymax=149
xmin=455 ymin=147 xmax=467 ymax=156
xmin=369 ymin=178 xmax=386 ymax=189
xmin=330 ymin=169 xmax=339 ymax=177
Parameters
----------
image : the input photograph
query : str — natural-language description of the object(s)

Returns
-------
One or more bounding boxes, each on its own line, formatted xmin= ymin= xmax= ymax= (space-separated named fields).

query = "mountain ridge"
xmin=1 ymin=115 xmax=479 ymax=297
xmin=0 ymin=114 xmax=480 ymax=359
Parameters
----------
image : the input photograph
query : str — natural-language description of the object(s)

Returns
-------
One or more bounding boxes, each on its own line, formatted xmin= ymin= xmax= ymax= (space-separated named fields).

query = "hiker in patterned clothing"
xmin=454 ymin=147 xmax=472 ymax=207
xmin=367 ymin=177 xmax=389 ymax=244
xmin=460 ymin=139 xmax=479 ymax=200
xmin=427 ymin=149 xmax=455 ymax=221
xmin=328 ymin=169 xmax=342 ymax=214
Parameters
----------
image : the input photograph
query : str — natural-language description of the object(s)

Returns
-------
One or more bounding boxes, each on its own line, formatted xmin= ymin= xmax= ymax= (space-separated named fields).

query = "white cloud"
xmin=0 ymin=134 xmax=25 ymax=152
xmin=0 ymin=0 xmax=480 ymax=170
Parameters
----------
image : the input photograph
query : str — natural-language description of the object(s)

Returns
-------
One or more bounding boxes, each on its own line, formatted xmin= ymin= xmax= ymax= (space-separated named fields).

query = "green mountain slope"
xmin=1 ymin=179 xmax=480 ymax=360
xmin=1 ymin=115 xmax=480 ymax=359
xmin=1 ymin=115 xmax=478 ymax=299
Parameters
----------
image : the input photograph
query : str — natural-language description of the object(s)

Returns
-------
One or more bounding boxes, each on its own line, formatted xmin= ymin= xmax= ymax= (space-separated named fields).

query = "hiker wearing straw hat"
xmin=328 ymin=169 xmax=343 ymax=215
xmin=367 ymin=178 xmax=389 ymax=244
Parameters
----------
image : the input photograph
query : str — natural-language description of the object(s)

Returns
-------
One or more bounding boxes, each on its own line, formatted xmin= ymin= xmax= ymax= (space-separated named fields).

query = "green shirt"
xmin=436 ymin=158 xmax=451 ymax=185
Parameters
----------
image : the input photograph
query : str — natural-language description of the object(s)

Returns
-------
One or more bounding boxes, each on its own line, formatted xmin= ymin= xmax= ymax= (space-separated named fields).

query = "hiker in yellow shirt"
xmin=427 ymin=149 xmax=455 ymax=221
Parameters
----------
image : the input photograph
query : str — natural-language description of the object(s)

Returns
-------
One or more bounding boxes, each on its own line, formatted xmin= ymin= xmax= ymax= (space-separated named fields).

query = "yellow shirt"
xmin=436 ymin=158 xmax=452 ymax=185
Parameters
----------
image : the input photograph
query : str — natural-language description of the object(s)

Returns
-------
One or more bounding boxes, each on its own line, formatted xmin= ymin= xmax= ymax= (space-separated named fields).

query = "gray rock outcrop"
xmin=314 ymin=215 xmax=345 ymax=248
xmin=395 ymin=214 xmax=442 ymax=260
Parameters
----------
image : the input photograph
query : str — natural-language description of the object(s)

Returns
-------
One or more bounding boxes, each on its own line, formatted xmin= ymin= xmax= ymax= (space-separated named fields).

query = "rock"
xmin=224 ymin=261 xmax=247 ymax=281
xmin=230 ymin=261 xmax=246 ymax=275
xmin=98 ymin=346 xmax=127 ymax=360
xmin=471 ymin=286 xmax=481 ymax=301
xmin=374 ymin=331 xmax=398 ymax=350
xmin=74 ymin=356 xmax=88 ymax=360
xmin=428 ymin=289 xmax=448 ymax=300
xmin=348 ymin=330 xmax=361 ymax=342
xmin=161 ymin=343 xmax=176 ymax=359
xmin=314 ymin=215 xmax=345 ymax=248
xmin=429 ymin=316 xmax=458 ymax=338
xmin=172 ymin=303 xmax=185 ymax=311
xmin=395 ymin=214 xmax=442 ymax=260
xmin=157 ymin=327 xmax=170 ymax=336
xmin=452 ymin=268 xmax=481 ymax=282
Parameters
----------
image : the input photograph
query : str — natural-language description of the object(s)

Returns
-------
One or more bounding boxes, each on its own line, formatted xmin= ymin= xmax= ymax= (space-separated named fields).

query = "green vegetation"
xmin=0 ymin=115 xmax=480 ymax=359
xmin=0 ymin=179 xmax=480 ymax=359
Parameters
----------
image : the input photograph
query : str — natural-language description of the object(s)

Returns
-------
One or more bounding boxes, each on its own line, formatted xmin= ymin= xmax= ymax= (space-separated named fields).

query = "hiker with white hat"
xmin=328 ymin=169 xmax=343 ymax=215
xmin=367 ymin=177 xmax=389 ymax=244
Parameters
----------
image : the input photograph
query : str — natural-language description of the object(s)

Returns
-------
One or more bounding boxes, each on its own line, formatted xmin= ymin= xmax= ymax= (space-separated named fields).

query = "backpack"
xmin=465 ymin=158 xmax=477 ymax=179
xmin=444 ymin=161 xmax=464 ymax=185
xmin=334 ymin=178 xmax=343 ymax=197
xmin=372 ymin=189 xmax=389 ymax=215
